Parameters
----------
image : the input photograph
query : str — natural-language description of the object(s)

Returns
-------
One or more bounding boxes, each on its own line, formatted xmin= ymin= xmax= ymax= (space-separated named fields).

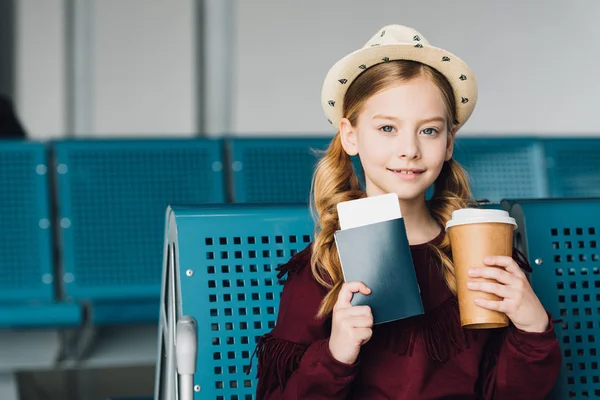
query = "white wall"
xmin=15 ymin=0 xmax=197 ymax=139
xmin=233 ymin=0 xmax=600 ymax=136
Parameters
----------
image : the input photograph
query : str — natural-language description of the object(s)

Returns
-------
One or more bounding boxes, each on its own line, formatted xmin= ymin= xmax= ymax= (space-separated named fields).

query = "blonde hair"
xmin=310 ymin=60 xmax=473 ymax=318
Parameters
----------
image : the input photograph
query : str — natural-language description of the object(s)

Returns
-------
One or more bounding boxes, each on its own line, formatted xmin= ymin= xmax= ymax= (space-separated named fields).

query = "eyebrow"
xmin=372 ymin=114 xmax=446 ymax=125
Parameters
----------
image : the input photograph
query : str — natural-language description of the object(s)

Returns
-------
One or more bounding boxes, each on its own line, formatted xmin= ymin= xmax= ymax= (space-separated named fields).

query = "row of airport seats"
xmin=159 ymin=199 xmax=600 ymax=400
xmin=0 ymin=137 xmax=599 ymax=332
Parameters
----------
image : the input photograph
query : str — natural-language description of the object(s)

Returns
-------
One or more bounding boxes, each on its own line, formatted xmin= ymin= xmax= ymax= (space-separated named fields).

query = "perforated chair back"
xmin=544 ymin=139 xmax=600 ymax=198
xmin=54 ymin=139 xmax=225 ymax=303
xmin=228 ymin=138 xmax=331 ymax=203
xmin=156 ymin=204 xmax=314 ymax=400
xmin=0 ymin=141 xmax=53 ymax=304
xmin=511 ymin=198 xmax=600 ymax=399
xmin=454 ymin=138 xmax=548 ymax=201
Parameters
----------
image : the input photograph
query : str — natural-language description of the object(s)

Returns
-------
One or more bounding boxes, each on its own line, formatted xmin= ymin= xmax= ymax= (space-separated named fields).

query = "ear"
xmin=339 ymin=117 xmax=359 ymax=156
xmin=445 ymin=127 xmax=456 ymax=161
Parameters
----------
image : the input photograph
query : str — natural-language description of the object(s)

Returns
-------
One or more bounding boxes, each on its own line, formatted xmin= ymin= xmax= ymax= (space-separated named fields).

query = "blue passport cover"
xmin=334 ymin=217 xmax=424 ymax=324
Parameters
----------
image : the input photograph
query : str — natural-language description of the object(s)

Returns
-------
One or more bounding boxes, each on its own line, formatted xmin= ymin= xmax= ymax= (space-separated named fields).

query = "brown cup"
xmin=446 ymin=209 xmax=517 ymax=329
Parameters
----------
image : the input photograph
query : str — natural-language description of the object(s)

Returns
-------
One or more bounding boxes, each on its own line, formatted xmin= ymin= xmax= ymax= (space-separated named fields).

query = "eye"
xmin=421 ymin=127 xmax=438 ymax=135
xmin=379 ymin=125 xmax=395 ymax=133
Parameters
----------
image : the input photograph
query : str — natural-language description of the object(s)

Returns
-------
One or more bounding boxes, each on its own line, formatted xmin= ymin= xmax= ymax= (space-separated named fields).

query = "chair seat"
xmin=0 ymin=302 xmax=81 ymax=328
xmin=91 ymin=299 xmax=160 ymax=325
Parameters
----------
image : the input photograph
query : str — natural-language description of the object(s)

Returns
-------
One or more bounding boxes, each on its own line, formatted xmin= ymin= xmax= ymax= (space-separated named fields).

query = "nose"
xmin=396 ymin=134 xmax=421 ymax=160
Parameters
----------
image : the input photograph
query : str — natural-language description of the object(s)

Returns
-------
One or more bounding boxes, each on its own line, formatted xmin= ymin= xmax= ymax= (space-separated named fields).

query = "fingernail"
xmin=483 ymin=256 xmax=493 ymax=263
xmin=467 ymin=281 xmax=475 ymax=288
xmin=468 ymin=268 xmax=476 ymax=275
xmin=474 ymin=298 xmax=482 ymax=305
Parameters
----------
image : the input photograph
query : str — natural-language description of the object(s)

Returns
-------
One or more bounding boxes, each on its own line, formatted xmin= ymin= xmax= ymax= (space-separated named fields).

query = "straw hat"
xmin=321 ymin=24 xmax=478 ymax=130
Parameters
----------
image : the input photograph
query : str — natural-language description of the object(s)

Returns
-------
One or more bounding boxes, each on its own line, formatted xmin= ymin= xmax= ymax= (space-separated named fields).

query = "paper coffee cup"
xmin=446 ymin=209 xmax=517 ymax=329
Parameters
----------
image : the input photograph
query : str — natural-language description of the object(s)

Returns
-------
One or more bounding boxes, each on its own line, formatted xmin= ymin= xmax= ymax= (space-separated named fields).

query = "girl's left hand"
xmin=467 ymin=255 xmax=549 ymax=333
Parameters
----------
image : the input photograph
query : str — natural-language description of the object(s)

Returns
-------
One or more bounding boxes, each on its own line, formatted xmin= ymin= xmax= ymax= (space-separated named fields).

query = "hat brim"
xmin=321 ymin=43 xmax=478 ymax=130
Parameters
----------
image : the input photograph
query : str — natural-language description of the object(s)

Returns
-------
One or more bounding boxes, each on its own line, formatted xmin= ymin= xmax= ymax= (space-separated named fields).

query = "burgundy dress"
xmin=254 ymin=233 xmax=562 ymax=399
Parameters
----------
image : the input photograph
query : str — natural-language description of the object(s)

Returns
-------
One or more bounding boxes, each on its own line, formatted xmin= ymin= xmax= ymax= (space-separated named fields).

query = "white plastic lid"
xmin=445 ymin=208 xmax=517 ymax=230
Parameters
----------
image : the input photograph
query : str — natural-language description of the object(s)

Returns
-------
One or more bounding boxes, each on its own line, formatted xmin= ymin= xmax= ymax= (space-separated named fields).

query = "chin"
xmin=372 ymin=187 xmax=426 ymax=202
xmin=395 ymin=193 xmax=426 ymax=203
xmin=365 ymin=173 xmax=434 ymax=200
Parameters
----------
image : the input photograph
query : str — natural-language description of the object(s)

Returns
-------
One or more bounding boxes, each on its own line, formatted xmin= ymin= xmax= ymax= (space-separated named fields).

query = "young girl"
xmin=255 ymin=24 xmax=561 ymax=399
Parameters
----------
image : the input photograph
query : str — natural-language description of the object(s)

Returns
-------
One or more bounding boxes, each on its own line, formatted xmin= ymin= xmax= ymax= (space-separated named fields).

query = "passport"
xmin=335 ymin=195 xmax=424 ymax=325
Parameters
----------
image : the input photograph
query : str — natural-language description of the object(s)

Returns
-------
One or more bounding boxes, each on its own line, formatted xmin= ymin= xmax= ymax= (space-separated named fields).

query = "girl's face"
xmin=340 ymin=76 xmax=455 ymax=202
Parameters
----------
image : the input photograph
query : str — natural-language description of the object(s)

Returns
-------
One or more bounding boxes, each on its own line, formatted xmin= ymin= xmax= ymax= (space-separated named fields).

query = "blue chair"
xmin=510 ymin=198 xmax=600 ymax=399
xmin=53 ymin=139 xmax=226 ymax=324
xmin=0 ymin=141 xmax=80 ymax=400
xmin=0 ymin=141 xmax=80 ymax=327
xmin=453 ymin=138 xmax=548 ymax=201
xmin=227 ymin=137 xmax=331 ymax=203
xmin=544 ymin=138 xmax=600 ymax=198
xmin=155 ymin=204 xmax=314 ymax=400
xmin=107 ymin=398 xmax=153 ymax=400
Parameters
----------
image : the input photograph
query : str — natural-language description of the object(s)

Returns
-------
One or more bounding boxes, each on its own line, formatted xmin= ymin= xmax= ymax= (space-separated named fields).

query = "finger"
xmin=467 ymin=280 xmax=515 ymax=299
xmin=483 ymin=256 xmax=525 ymax=277
xmin=474 ymin=298 xmax=507 ymax=313
xmin=334 ymin=282 xmax=371 ymax=310
xmin=354 ymin=328 xmax=373 ymax=344
xmin=338 ymin=305 xmax=373 ymax=318
xmin=345 ymin=316 xmax=374 ymax=329
xmin=468 ymin=266 xmax=517 ymax=285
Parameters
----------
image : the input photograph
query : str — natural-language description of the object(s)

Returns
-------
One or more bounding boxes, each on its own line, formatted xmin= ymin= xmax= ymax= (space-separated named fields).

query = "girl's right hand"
xmin=328 ymin=281 xmax=374 ymax=365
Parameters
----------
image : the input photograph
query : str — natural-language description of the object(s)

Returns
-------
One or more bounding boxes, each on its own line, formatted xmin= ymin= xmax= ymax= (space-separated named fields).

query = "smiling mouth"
xmin=387 ymin=168 xmax=425 ymax=175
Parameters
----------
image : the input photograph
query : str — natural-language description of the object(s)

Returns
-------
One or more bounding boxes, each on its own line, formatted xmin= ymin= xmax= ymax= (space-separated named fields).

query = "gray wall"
xmin=233 ymin=0 xmax=600 ymax=136
xmin=13 ymin=0 xmax=600 ymax=139
xmin=15 ymin=0 xmax=68 ymax=138
xmin=15 ymin=0 xmax=197 ymax=139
